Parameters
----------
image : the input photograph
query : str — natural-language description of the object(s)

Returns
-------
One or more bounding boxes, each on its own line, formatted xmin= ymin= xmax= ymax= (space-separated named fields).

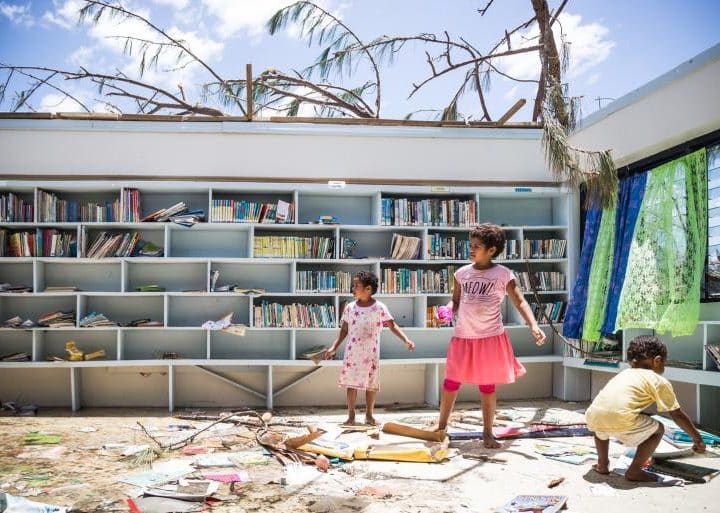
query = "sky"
xmin=0 ymin=0 xmax=719 ymax=122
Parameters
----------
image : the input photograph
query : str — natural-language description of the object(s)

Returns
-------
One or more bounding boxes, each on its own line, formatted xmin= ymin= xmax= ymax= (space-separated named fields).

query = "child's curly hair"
xmin=354 ymin=270 xmax=378 ymax=294
xmin=470 ymin=223 xmax=506 ymax=257
xmin=627 ymin=335 xmax=667 ymax=362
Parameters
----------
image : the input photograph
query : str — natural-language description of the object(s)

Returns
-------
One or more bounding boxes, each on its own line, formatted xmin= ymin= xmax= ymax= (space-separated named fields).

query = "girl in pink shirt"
xmin=436 ymin=224 xmax=546 ymax=448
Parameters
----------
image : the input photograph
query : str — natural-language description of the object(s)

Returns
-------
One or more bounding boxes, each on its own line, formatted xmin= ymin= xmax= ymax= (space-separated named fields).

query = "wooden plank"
xmin=246 ymin=63 xmax=253 ymax=121
xmin=382 ymin=421 xmax=446 ymax=442
xmin=497 ymin=99 xmax=527 ymax=125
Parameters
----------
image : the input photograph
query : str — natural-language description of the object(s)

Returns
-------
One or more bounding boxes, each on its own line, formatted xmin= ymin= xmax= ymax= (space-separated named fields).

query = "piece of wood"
xmin=246 ymin=63 xmax=253 ymax=121
xmin=382 ymin=422 xmax=446 ymax=442
xmin=497 ymin=98 xmax=527 ymax=125
xmin=462 ymin=453 xmax=507 ymax=463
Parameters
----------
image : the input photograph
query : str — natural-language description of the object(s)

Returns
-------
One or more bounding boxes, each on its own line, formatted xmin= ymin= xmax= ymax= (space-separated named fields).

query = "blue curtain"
xmin=563 ymin=200 xmax=604 ymax=338
xmin=601 ymin=172 xmax=648 ymax=335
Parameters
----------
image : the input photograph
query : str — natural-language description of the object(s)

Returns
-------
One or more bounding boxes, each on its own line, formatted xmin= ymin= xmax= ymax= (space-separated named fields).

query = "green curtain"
xmin=616 ymin=149 xmax=708 ymax=336
xmin=581 ymin=205 xmax=616 ymax=342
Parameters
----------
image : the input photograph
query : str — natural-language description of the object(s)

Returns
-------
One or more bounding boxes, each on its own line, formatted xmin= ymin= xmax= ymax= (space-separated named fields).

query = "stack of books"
xmin=85 ymin=231 xmax=163 ymax=258
xmin=38 ymin=311 xmax=75 ymax=328
xmin=529 ymin=301 xmax=567 ymax=323
xmin=125 ymin=318 xmax=163 ymax=327
xmin=0 ymin=351 xmax=31 ymax=362
xmin=3 ymin=316 xmax=35 ymax=328
xmin=0 ymin=282 xmax=33 ymax=293
xmin=706 ymin=344 xmax=720 ymax=370
xmin=390 ymin=234 xmax=421 ymax=260
xmin=79 ymin=312 xmax=118 ymax=328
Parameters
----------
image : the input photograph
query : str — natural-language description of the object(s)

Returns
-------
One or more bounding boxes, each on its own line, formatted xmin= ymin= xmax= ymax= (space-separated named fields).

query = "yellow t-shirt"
xmin=585 ymin=368 xmax=680 ymax=433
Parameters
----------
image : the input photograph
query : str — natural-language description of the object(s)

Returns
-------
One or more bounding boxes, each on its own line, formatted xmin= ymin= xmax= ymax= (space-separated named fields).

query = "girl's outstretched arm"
xmin=325 ymin=321 xmax=349 ymax=359
xmin=506 ymin=279 xmax=546 ymax=346
xmin=385 ymin=319 xmax=415 ymax=351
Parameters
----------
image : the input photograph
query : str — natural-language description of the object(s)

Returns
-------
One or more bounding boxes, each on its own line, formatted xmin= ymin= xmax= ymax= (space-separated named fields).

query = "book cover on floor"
xmin=496 ymin=495 xmax=568 ymax=513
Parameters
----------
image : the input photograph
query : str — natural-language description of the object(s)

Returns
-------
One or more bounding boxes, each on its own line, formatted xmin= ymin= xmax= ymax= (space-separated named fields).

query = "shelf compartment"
xmin=477 ymin=196 xmax=568 ymax=226
xmin=169 ymin=227 xmax=250 ymax=258
xmin=127 ymin=188 xmax=209 ymax=223
xmin=656 ymin=325 xmax=705 ymax=368
xmin=254 ymin=296 xmax=336 ymax=328
xmin=39 ymin=260 xmax=121 ymax=292
xmin=254 ymin=227 xmax=335 ymax=259
xmin=168 ymin=295 xmax=250 ymax=327
xmin=211 ymin=261 xmax=291 ymax=293
xmin=380 ymin=329 xmax=448 ymax=359
xmin=340 ymin=227 xmax=422 ymax=260
xmin=38 ymin=188 xmax=121 ymax=223
xmin=123 ymin=329 xmax=207 ymax=360
xmin=298 ymin=192 xmax=374 ymax=225
xmin=211 ymin=329 xmax=291 ymax=359
xmin=81 ymin=295 xmax=164 ymax=327
xmin=506 ymin=325 xmax=555 ymax=357
xmin=127 ymin=260 xmax=207 ymax=293
xmin=296 ymin=261 xmax=374 ymax=294
xmin=379 ymin=262 xmax=458 ymax=294
xmin=372 ymin=296 xmax=422 ymax=328
xmin=211 ymin=191 xmax=294 ymax=224
xmin=0 ymin=294 xmax=77 ymax=326
xmin=83 ymin=226 xmax=165 ymax=258
xmin=295 ymin=328 xmax=335 ymax=360
xmin=0 ymin=261 xmax=33 ymax=291
xmin=36 ymin=329 xmax=118 ymax=361
xmin=0 ymin=330 xmax=33 ymax=361
xmin=380 ymin=193 xmax=476 ymax=227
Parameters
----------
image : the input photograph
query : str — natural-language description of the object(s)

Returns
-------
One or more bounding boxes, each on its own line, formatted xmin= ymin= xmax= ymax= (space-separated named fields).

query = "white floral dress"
xmin=338 ymin=300 xmax=393 ymax=391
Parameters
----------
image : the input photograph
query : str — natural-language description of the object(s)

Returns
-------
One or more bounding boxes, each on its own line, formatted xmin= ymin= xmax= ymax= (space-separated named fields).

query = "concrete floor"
xmin=0 ymin=399 xmax=718 ymax=512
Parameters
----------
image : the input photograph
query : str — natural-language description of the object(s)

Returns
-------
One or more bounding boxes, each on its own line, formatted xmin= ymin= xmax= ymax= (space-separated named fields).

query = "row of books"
xmin=381 ymin=267 xmax=457 ymax=294
xmin=123 ymin=188 xmax=141 ymax=222
xmin=529 ymin=301 xmax=567 ymax=323
xmin=296 ymin=271 xmax=353 ymax=293
xmin=426 ymin=234 xmax=470 ymax=260
xmin=84 ymin=231 xmax=163 ymax=258
xmin=516 ymin=271 xmax=566 ymax=291
xmin=0 ymin=228 xmax=77 ymax=257
xmin=524 ymin=239 xmax=567 ymax=259
xmin=254 ymin=302 xmax=336 ymax=328
xmin=38 ymin=190 xmax=120 ymax=222
xmin=253 ymin=236 xmax=334 ymax=259
xmin=563 ymin=337 xmax=620 ymax=358
xmin=381 ymin=198 xmax=476 ymax=226
xmin=1 ymin=192 xmax=33 ymax=222
xmin=212 ymin=199 xmax=294 ymax=224
xmin=390 ymin=234 xmax=421 ymax=260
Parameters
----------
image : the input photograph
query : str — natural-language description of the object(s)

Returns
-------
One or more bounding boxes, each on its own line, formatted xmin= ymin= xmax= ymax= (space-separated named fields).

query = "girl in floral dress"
xmin=325 ymin=271 xmax=415 ymax=425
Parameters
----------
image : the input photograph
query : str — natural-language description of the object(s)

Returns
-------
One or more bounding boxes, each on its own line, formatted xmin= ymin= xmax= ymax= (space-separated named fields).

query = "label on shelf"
xmin=514 ymin=187 xmax=532 ymax=193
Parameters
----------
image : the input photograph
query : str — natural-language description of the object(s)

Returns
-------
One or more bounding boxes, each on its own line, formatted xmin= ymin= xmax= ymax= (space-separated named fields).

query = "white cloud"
xmin=586 ymin=72 xmax=601 ymax=85
xmin=39 ymin=92 xmax=87 ymax=112
xmin=494 ymin=13 xmax=615 ymax=82
xmin=69 ymin=45 xmax=95 ymax=66
xmin=152 ymin=0 xmax=190 ymax=8
xmin=0 ymin=1 xmax=35 ymax=27
xmin=201 ymin=0 xmax=341 ymax=40
xmin=41 ymin=0 xmax=83 ymax=30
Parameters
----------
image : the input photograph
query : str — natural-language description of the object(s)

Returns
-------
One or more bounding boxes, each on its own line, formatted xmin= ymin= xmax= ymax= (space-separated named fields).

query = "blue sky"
xmin=1 ymin=0 xmax=718 ymax=121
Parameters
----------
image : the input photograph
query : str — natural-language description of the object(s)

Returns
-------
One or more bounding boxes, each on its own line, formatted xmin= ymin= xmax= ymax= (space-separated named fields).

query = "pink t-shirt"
xmin=452 ymin=263 xmax=515 ymax=338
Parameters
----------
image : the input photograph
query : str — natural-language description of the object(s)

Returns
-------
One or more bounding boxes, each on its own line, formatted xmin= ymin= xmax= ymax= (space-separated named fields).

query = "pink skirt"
xmin=444 ymin=332 xmax=526 ymax=385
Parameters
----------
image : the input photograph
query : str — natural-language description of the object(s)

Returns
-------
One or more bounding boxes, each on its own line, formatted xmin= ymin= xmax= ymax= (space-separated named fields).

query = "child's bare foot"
xmin=483 ymin=433 xmax=501 ymax=449
xmin=341 ymin=416 xmax=357 ymax=426
xmin=427 ymin=423 xmax=447 ymax=433
xmin=365 ymin=416 xmax=379 ymax=426
xmin=625 ymin=468 xmax=658 ymax=482
xmin=592 ymin=463 xmax=610 ymax=475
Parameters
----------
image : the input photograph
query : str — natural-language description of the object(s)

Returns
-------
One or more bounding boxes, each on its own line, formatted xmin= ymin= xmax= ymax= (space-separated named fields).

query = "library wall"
xmin=0 ymin=121 xmax=552 ymax=183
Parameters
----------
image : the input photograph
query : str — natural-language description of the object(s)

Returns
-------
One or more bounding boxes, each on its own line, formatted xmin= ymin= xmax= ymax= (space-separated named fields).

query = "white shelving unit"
xmin=0 ymin=181 xmax=576 ymax=411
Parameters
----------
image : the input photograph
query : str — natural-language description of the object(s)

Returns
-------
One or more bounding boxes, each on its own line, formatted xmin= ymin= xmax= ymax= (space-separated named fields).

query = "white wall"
xmin=0 ymin=120 xmax=554 ymax=184
xmin=570 ymin=43 xmax=720 ymax=167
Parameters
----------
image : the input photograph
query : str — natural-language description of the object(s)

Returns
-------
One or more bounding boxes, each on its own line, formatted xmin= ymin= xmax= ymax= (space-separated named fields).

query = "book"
xmin=648 ymin=458 xmax=719 ymax=483
xmin=496 ymin=495 xmax=568 ymax=513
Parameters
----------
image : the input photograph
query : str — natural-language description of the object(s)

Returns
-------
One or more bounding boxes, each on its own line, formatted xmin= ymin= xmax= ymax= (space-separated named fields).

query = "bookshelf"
xmin=0 ymin=181 xmax=576 ymax=411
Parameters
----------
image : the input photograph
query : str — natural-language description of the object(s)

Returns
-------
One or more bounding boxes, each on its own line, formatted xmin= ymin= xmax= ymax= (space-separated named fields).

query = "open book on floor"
xmin=648 ymin=458 xmax=719 ymax=483
xmin=496 ymin=495 xmax=568 ymax=513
